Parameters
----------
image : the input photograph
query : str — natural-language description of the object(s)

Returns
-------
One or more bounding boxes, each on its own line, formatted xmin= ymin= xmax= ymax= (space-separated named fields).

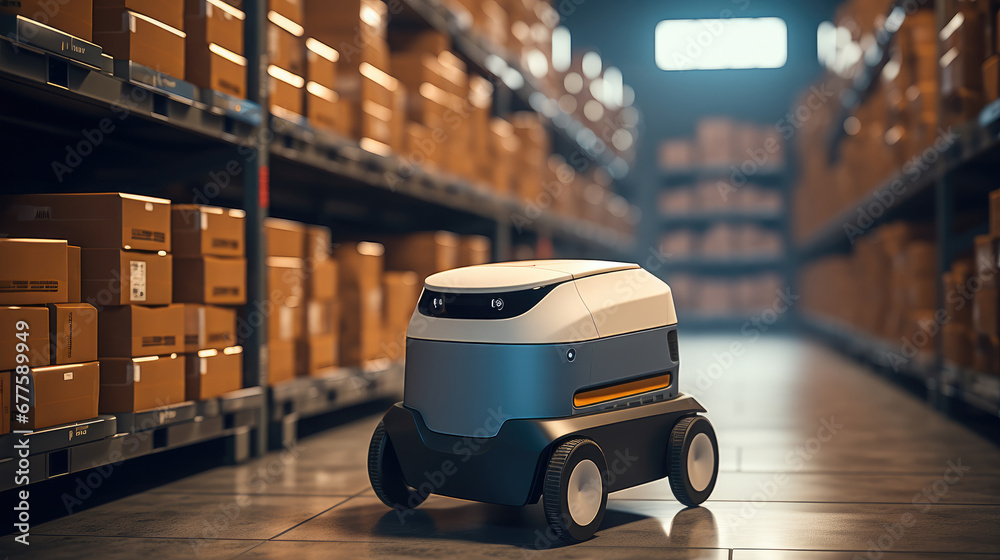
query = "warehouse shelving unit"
xmin=657 ymin=162 xmax=795 ymax=330
xmin=0 ymin=0 xmax=636 ymax=489
xmin=799 ymin=0 xmax=1000 ymax=419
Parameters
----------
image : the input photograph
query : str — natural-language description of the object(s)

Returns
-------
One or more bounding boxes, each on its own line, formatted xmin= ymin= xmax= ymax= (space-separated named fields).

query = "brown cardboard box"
xmin=306 ymin=37 xmax=337 ymax=89
xmin=305 ymin=225 xmax=331 ymax=260
xmin=47 ymin=303 xmax=99 ymax=365
xmin=185 ymin=0 xmax=243 ymax=52
xmin=94 ymin=10 xmax=186 ymax=78
xmin=0 ymin=239 xmax=75 ymax=305
xmin=974 ymin=333 xmax=1000 ymax=375
xmin=296 ymin=333 xmax=336 ymax=376
xmin=98 ymin=304 xmax=184 ymax=357
xmin=333 ymin=241 xmax=384 ymax=365
xmin=95 ymin=0 xmax=184 ymax=31
xmin=82 ymin=249 xmax=173 ymax=306
xmin=267 ymin=257 xmax=305 ymax=307
xmin=184 ymin=347 xmax=242 ymax=400
xmin=269 ymin=304 xmax=303 ymax=341
xmin=985 ymin=55 xmax=1000 ymax=103
xmin=305 ymin=300 xmax=336 ymax=336
xmin=388 ymin=28 xmax=450 ymax=55
xmin=180 ymin=304 xmax=237 ymax=352
xmin=99 ymin=354 xmax=186 ymax=413
xmin=0 ymin=371 xmax=8 ymax=435
xmin=264 ymin=217 xmax=306 ymax=258
xmin=0 ymin=307 xmax=49 ymax=370
xmin=306 ymin=85 xmax=341 ymax=132
xmin=268 ymin=0 xmax=302 ymax=24
xmin=268 ymin=338 xmax=295 ymax=384
xmin=1 ymin=193 xmax=171 ymax=252
xmin=306 ymin=259 xmax=337 ymax=302
xmin=382 ymin=271 xmax=418 ymax=361
xmin=458 ymin=235 xmax=491 ymax=267
xmin=186 ymin=42 xmax=248 ymax=98
xmin=68 ymin=246 xmax=81 ymax=302
xmin=974 ymin=288 xmax=999 ymax=337
xmin=0 ymin=0 xmax=94 ymax=40
xmin=171 ymin=205 xmax=246 ymax=258
xmin=383 ymin=231 xmax=459 ymax=283
xmin=18 ymin=361 xmax=100 ymax=430
xmin=991 ymin=190 xmax=1000 ymax=238
xmin=268 ymin=22 xmax=304 ymax=76
xmin=173 ymin=256 xmax=247 ymax=305
xmin=975 ymin=235 xmax=999 ymax=290
xmin=303 ymin=0 xmax=386 ymax=37
xmin=942 ymin=323 xmax=974 ymax=368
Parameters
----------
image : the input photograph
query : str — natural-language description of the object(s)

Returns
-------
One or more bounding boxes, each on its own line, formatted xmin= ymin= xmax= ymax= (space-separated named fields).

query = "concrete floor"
xmin=9 ymin=336 xmax=1000 ymax=559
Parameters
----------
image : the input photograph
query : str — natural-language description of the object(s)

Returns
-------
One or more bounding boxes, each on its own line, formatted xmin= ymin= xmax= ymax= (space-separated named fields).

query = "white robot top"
xmin=408 ymin=259 xmax=678 ymax=345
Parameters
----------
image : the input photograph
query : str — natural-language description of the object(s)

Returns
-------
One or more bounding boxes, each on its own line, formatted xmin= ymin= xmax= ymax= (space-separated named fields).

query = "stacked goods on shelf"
xmin=94 ymin=0 xmax=187 ymax=78
xmin=0 ymin=193 xmax=190 ymax=415
xmin=658 ymin=226 xmax=783 ymax=259
xmin=381 ymin=271 xmax=419 ymax=362
xmin=297 ymin=225 xmax=340 ymax=378
xmin=268 ymin=0 xmax=307 ymax=118
xmin=667 ymin=273 xmax=784 ymax=318
xmin=939 ymin=0 xmax=987 ymax=126
xmin=943 ymin=256 xmax=976 ymax=370
xmin=172 ymin=205 xmax=247 ymax=399
xmin=333 ymin=240 xmax=385 ymax=368
xmin=658 ymin=183 xmax=782 ymax=214
xmin=382 ymin=231 xmax=459 ymax=284
xmin=305 ymin=35 xmax=342 ymax=132
xmin=264 ymin=218 xmax=307 ymax=384
xmin=0 ymin=239 xmax=99 ymax=433
xmin=304 ymin=0 xmax=402 ymax=151
xmin=800 ymin=221 xmax=940 ymax=361
xmin=0 ymin=0 xmax=94 ymax=40
xmin=185 ymin=0 xmax=248 ymax=99
xmin=658 ymin=119 xmax=784 ymax=170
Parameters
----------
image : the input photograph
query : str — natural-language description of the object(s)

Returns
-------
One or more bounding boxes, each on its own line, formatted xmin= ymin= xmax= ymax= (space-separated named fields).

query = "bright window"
xmin=655 ymin=17 xmax=788 ymax=71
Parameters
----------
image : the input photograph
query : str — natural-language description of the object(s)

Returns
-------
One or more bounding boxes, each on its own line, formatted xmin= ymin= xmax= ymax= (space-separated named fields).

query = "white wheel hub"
xmin=687 ymin=432 xmax=714 ymax=492
xmin=567 ymin=459 xmax=602 ymax=526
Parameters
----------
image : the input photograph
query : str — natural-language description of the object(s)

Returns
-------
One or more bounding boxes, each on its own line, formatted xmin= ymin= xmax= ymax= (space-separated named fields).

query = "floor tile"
xmin=33 ymin=493 xmax=345 ymax=540
xmin=732 ymin=551 xmax=1000 ymax=560
xmin=0 ymin=536 xmax=262 ymax=560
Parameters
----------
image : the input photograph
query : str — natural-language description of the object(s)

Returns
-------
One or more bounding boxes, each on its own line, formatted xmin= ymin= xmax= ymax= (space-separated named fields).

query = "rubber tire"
xmin=368 ymin=422 xmax=426 ymax=510
xmin=668 ymin=416 xmax=719 ymax=506
xmin=542 ymin=438 xmax=608 ymax=542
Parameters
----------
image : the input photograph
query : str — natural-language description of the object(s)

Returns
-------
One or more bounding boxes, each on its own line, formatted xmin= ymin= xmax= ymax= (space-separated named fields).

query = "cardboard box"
xmin=99 ymin=354 xmax=186 ymax=413
xmin=264 ymin=217 xmax=306 ymax=258
xmin=382 ymin=271 xmax=418 ymax=362
xmin=94 ymin=10 xmax=186 ymax=78
xmin=985 ymin=55 xmax=1000 ymax=104
xmin=333 ymin=241 xmax=384 ymax=366
xmin=268 ymin=338 xmax=295 ymax=384
xmin=296 ymin=333 xmax=336 ymax=376
xmin=306 ymin=258 xmax=337 ymax=302
xmin=0 ymin=239 xmax=76 ymax=305
xmin=68 ymin=246 xmax=81 ymax=302
xmin=95 ymin=0 xmax=184 ymax=31
xmin=306 ymin=85 xmax=341 ymax=132
xmin=268 ymin=21 xmax=304 ymax=76
xmin=306 ymin=37 xmax=337 ymax=89
xmin=305 ymin=224 xmax=331 ymax=260
xmin=185 ymin=0 xmax=243 ymax=52
xmin=305 ymin=300 xmax=336 ymax=336
xmin=1 ymin=193 xmax=171 ymax=252
xmin=388 ymin=28 xmax=450 ymax=56
xmin=82 ymin=249 xmax=173 ymax=306
xmin=0 ymin=307 xmax=49 ymax=370
xmin=47 ymin=303 xmax=99 ymax=365
xmin=0 ymin=371 xmax=8 ymax=435
xmin=943 ymin=323 xmax=974 ymax=368
xmin=303 ymin=0 xmax=386 ymax=39
xmin=98 ymin=304 xmax=184 ymax=357
xmin=383 ymin=231 xmax=459 ymax=283
xmin=0 ymin=0 xmax=93 ymax=40
xmin=974 ymin=288 xmax=999 ymax=337
xmin=16 ymin=361 xmax=100 ymax=430
xmin=991 ymin=190 xmax=1000 ymax=238
xmin=458 ymin=235 xmax=491 ymax=267
xmin=269 ymin=303 xmax=302 ymax=341
xmin=180 ymin=304 xmax=237 ymax=352
xmin=186 ymin=42 xmax=248 ymax=98
xmin=171 ymin=205 xmax=246 ymax=258
xmin=975 ymin=235 xmax=999 ymax=290
xmin=267 ymin=257 xmax=304 ymax=307
xmin=268 ymin=0 xmax=302 ymax=24
xmin=184 ymin=347 xmax=242 ymax=400
xmin=173 ymin=256 xmax=247 ymax=305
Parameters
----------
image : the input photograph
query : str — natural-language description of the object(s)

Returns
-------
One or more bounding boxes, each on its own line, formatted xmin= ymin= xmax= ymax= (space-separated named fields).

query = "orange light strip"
xmin=573 ymin=373 xmax=671 ymax=408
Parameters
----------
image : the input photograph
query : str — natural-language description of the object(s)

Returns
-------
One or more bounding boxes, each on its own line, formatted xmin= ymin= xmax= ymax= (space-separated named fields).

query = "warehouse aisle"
xmin=13 ymin=336 xmax=1000 ymax=559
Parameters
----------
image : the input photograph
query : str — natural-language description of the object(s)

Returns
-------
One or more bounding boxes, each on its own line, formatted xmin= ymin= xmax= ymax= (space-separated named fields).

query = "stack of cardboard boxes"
xmin=333 ymin=240 xmax=386 ymax=368
xmin=185 ymin=0 xmax=248 ymax=99
xmin=268 ymin=0 xmax=307 ymax=118
xmin=94 ymin=0 xmax=187 ymax=79
xmin=0 ymin=238 xmax=99 ymax=434
xmin=658 ymin=119 xmax=784 ymax=171
xmin=264 ymin=218 xmax=307 ymax=384
xmin=0 ymin=0 xmax=94 ymax=41
xmin=171 ymin=204 xmax=247 ymax=401
xmin=298 ymin=225 xmax=340 ymax=378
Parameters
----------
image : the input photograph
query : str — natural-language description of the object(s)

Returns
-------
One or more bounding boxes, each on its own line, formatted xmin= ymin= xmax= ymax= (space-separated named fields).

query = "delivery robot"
xmin=367 ymin=260 xmax=718 ymax=542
